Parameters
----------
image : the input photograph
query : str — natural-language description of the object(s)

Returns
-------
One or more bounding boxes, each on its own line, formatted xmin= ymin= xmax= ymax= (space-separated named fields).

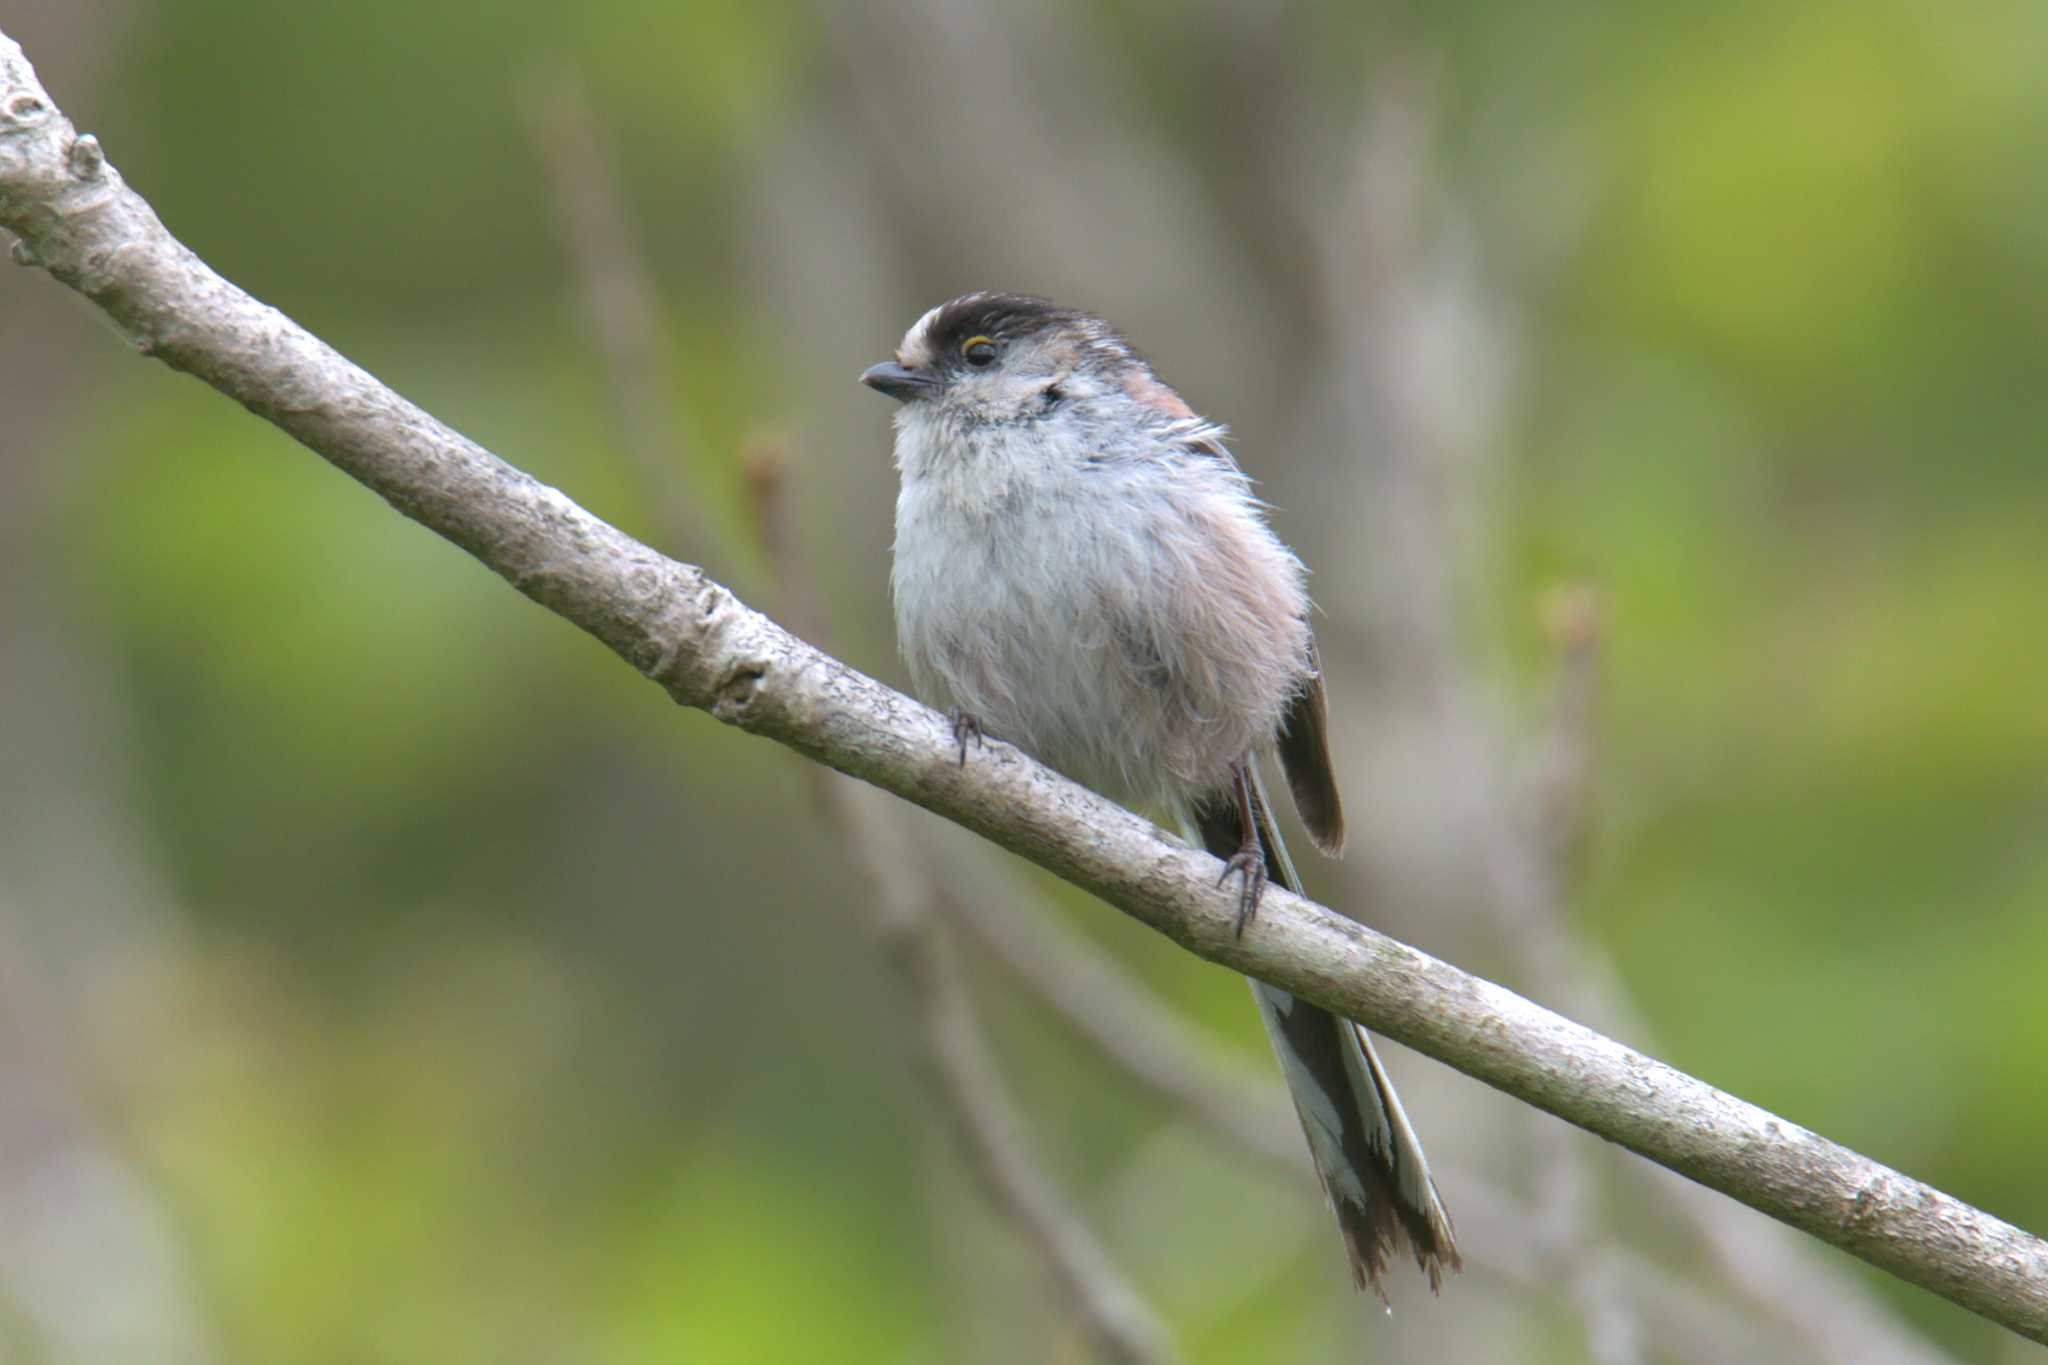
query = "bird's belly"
xmin=893 ymin=487 xmax=1254 ymax=808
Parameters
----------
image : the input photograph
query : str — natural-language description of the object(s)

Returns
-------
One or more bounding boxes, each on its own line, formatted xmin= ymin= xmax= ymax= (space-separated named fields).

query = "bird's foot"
xmin=948 ymin=708 xmax=984 ymax=767
xmin=1219 ymin=838 xmax=1267 ymax=938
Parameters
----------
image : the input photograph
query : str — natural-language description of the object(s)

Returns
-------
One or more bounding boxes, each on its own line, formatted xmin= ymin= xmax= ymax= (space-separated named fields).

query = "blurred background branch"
xmin=738 ymin=433 xmax=1179 ymax=1361
xmin=847 ymin=780 xmax=1182 ymax=1365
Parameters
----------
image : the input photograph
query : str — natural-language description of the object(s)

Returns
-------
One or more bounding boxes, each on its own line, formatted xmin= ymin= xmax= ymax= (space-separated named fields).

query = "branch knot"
xmin=66 ymin=132 xmax=103 ymax=180
xmin=711 ymin=657 xmax=769 ymax=720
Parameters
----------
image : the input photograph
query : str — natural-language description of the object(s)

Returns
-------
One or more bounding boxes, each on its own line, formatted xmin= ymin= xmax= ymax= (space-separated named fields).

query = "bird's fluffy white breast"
xmin=890 ymin=407 xmax=1312 ymax=810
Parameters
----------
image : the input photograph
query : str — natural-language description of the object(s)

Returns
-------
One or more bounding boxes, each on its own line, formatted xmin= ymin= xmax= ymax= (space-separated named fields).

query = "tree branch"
xmin=738 ymin=431 xmax=1178 ymax=1361
xmin=1305 ymin=61 xmax=1954 ymax=1364
xmin=3 ymin=32 xmax=2043 ymax=1344
xmin=521 ymin=69 xmax=726 ymax=567
xmin=837 ymin=783 xmax=1180 ymax=1365
xmin=936 ymin=872 xmax=1303 ymax=1175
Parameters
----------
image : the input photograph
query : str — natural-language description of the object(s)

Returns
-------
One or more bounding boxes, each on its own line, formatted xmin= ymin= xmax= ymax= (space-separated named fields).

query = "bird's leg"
xmin=947 ymin=707 xmax=984 ymax=767
xmin=1217 ymin=758 xmax=1267 ymax=937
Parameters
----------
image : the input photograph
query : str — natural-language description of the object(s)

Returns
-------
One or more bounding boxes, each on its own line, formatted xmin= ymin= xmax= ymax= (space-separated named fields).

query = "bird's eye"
xmin=962 ymin=336 xmax=998 ymax=367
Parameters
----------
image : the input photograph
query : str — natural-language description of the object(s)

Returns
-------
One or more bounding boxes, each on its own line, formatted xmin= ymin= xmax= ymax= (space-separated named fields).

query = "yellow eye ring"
xmin=962 ymin=336 xmax=998 ymax=367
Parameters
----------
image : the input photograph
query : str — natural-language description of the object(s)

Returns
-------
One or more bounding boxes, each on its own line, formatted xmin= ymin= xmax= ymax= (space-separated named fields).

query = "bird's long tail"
xmin=1185 ymin=765 xmax=1460 ymax=1297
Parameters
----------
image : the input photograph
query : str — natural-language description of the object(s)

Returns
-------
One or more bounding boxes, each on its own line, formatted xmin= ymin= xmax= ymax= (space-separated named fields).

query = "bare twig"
xmin=941 ymin=869 xmax=1879 ymax=1363
xmin=3 ymin=34 xmax=2043 ymax=1344
xmin=1530 ymin=582 xmax=1603 ymax=880
xmin=1308 ymin=70 xmax=1655 ymax=1365
xmin=533 ymin=106 xmax=1183 ymax=1341
xmin=737 ymin=435 xmax=838 ymax=666
xmin=0 ymin=15 xmax=218 ymax=1357
xmin=522 ymin=69 xmax=723 ymax=565
xmin=535 ymin=72 xmax=1148 ymax=1338
xmin=839 ymin=785 xmax=1180 ymax=1365
xmin=936 ymin=875 xmax=1302 ymax=1176
xmin=1307 ymin=61 xmax=1955 ymax=1365
xmin=1450 ymin=1164 xmax=1798 ymax=1365
xmin=1521 ymin=586 xmax=1643 ymax=1365
xmin=742 ymin=438 xmax=1179 ymax=1362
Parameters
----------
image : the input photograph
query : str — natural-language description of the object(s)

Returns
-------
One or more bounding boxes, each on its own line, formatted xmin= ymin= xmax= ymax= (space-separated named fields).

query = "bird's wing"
xmin=1276 ymin=636 xmax=1346 ymax=855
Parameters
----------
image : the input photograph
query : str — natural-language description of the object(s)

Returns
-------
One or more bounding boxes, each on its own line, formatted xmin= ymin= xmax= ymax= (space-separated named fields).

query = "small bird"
xmin=862 ymin=292 xmax=1460 ymax=1295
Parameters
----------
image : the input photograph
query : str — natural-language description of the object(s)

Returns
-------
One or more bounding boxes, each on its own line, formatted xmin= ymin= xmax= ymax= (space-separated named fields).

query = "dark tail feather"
xmin=1189 ymin=772 xmax=1460 ymax=1296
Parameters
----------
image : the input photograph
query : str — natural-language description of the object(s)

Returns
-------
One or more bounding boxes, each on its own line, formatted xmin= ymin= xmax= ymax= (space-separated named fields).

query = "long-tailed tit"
xmin=864 ymin=293 xmax=1459 ymax=1295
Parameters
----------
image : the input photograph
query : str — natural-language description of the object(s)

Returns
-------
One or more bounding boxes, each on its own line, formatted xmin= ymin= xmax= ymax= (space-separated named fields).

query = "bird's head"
xmin=860 ymin=292 xmax=1157 ymax=428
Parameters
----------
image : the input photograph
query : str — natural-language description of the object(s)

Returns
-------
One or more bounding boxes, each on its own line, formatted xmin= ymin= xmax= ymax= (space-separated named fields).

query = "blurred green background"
xmin=2 ymin=1 xmax=2043 ymax=1361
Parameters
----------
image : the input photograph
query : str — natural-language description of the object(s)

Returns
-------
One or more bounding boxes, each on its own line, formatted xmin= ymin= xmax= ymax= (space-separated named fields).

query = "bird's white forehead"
xmin=898 ymin=301 xmax=950 ymax=369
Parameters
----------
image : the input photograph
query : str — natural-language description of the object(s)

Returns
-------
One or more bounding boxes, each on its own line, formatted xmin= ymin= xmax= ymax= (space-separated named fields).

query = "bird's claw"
xmin=1219 ymin=842 xmax=1267 ymax=938
xmin=948 ymin=708 xmax=984 ymax=767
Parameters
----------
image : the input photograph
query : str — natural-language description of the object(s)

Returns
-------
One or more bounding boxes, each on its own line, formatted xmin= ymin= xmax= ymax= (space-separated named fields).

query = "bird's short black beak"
xmin=860 ymin=361 xmax=941 ymax=403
